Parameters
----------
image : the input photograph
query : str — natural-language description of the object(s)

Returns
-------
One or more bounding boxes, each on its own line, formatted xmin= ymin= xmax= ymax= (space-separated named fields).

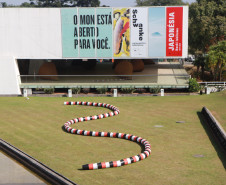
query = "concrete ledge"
xmin=0 ymin=139 xmax=77 ymax=185
xmin=201 ymin=107 xmax=226 ymax=152
xmin=0 ymin=92 xmax=197 ymax=98
xmin=20 ymin=84 xmax=189 ymax=89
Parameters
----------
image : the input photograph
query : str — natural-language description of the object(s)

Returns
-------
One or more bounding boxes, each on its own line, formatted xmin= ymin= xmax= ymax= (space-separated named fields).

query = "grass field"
xmin=0 ymin=91 xmax=226 ymax=185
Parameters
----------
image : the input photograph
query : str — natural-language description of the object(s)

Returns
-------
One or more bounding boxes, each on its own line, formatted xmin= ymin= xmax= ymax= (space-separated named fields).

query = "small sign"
xmin=161 ymin=89 xmax=164 ymax=96
xmin=23 ymin=88 xmax=28 ymax=97
xmin=113 ymin=89 xmax=117 ymax=97
xmin=205 ymin=87 xmax=211 ymax=94
xmin=68 ymin=89 xmax=72 ymax=97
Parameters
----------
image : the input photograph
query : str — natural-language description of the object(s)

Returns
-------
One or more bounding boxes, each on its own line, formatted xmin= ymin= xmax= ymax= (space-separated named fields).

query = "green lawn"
xmin=0 ymin=91 xmax=226 ymax=185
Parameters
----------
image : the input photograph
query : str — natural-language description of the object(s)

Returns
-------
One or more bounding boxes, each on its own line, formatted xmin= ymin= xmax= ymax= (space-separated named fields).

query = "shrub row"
xmin=71 ymin=88 xmax=161 ymax=94
xmin=32 ymin=78 xmax=203 ymax=95
xmin=34 ymin=87 xmax=162 ymax=94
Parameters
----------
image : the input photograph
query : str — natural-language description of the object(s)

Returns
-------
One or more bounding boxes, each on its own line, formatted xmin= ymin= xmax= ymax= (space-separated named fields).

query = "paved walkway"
xmin=157 ymin=61 xmax=189 ymax=85
xmin=0 ymin=152 xmax=47 ymax=185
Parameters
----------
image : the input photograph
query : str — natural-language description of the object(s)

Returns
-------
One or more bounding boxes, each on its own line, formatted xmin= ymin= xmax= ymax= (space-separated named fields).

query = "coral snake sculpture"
xmin=63 ymin=101 xmax=151 ymax=170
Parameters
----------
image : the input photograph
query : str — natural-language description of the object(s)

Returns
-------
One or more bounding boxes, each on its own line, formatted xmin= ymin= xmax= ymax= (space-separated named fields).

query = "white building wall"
xmin=0 ymin=56 xmax=21 ymax=95
xmin=0 ymin=8 xmax=63 ymax=94
xmin=182 ymin=6 xmax=189 ymax=58
xmin=0 ymin=8 xmax=189 ymax=95
xmin=0 ymin=8 xmax=62 ymax=59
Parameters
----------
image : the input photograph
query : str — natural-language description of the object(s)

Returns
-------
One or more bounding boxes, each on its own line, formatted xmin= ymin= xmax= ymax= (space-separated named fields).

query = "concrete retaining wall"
xmin=0 ymin=139 xmax=77 ymax=185
xmin=202 ymin=107 xmax=226 ymax=151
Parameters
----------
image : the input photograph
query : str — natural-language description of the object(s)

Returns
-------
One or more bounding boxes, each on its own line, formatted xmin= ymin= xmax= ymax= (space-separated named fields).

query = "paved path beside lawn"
xmin=0 ymin=152 xmax=47 ymax=185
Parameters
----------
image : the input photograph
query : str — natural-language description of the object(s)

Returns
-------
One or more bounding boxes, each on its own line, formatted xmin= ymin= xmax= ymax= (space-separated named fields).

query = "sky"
xmin=3 ymin=0 xmax=196 ymax=6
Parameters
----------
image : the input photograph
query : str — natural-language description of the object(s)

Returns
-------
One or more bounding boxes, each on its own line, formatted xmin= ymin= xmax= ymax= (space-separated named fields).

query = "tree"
xmin=193 ymin=55 xmax=206 ymax=80
xmin=189 ymin=0 xmax=225 ymax=80
xmin=76 ymin=0 xmax=100 ymax=7
xmin=136 ymin=0 xmax=185 ymax=6
xmin=1 ymin=2 xmax=7 ymax=7
xmin=20 ymin=2 xmax=35 ymax=7
xmin=207 ymin=40 xmax=226 ymax=81
xmin=189 ymin=0 xmax=225 ymax=54
xmin=28 ymin=0 xmax=100 ymax=7
xmin=30 ymin=0 xmax=69 ymax=7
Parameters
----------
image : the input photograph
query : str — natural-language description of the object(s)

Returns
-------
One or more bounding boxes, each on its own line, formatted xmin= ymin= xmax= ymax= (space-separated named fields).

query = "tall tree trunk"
xmin=216 ymin=60 xmax=221 ymax=81
xmin=201 ymin=65 xmax=205 ymax=81
xmin=197 ymin=65 xmax=200 ymax=78
xmin=219 ymin=62 xmax=223 ymax=81
xmin=219 ymin=67 xmax=222 ymax=81
xmin=214 ymin=66 xmax=217 ymax=81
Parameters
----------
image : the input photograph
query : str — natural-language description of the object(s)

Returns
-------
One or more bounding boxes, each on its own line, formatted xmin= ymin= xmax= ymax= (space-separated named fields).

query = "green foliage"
xmin=189 ymin=0 xmax=225 ymax=81
xmin=120 ymin=88 xmax=136 ymax=94
xmin=188 ymin=78 xmax=200 ymax=92
xmin=193 ymin=56 xmax=206 ymax=80
xmin=135 ymin=88 xmax=147 ymax=94
xmin=35 ymin=88 xmax=44 ymax=91
xmin=76 ymin=0 xmax=100 ymax=7
xmin=189 ymin=0 xmax=225 ymax=55
xmin=136 ymin=0 xmax=185 ymax=6
xmin=207 ymin=40 xmax=226 ymax=81
xmin=20 ymin=2 xmax=35 ymax=7
xmin=1 ymin=2 xmax=7 ymax=7
xmin=72 ymin=87 xmax=81 ymax=94
xmin=43 ymin=88 xmax=54 ymax=94
xmin=149 ymin=87 xmax=161 ymax=94
xmin=96 ymin=88 xmax=108 ymax=94
xmin=82 ymin=88 xmax=90 ymax=94
xmin=24 ymin=0 xmax=100 ymax=7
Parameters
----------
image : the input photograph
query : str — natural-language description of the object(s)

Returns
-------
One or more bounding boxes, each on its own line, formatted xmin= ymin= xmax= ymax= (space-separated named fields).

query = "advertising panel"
xmin=79 ymin=8 xmax=96 ymax=58
xmin=131 ymin=8 xmax=148 ymax=58
xmin=166 ymin=7 xmax=183 ymax=56
xmin=148 ymin=7 xmax=166 ymax=58
xmin=61 ymin=8 xmax=79 ymax=58
xmin=113 ymin=8 xmax=130 ymax=57
xmin=96 ymin=8 xmax=113 ymax=58
xmin=61 ymin=6 xmax=187 ymax=59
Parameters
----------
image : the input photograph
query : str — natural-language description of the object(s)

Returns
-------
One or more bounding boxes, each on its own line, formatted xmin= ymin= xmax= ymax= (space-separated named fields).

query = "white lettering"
xmin=168 ymin=12 xmax=175 ymax=51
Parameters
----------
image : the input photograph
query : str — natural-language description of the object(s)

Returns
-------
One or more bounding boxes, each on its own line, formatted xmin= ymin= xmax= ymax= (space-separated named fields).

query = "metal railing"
xmin=198 ymin=82 xmax=226 ymax=87
xmin=18 ymin=74 xmax=190 ymax=84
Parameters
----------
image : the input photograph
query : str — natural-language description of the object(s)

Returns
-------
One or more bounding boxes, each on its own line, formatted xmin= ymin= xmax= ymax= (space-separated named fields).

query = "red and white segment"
xmin=63 ymin=101 xmax=151 ymax=170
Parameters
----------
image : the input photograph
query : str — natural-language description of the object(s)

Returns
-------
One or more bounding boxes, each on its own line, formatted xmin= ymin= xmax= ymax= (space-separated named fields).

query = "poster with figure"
xmin=113 ymin=8 xmax=130 ymax=57
xmin=130 ymin=8 xmax=148 ymax=58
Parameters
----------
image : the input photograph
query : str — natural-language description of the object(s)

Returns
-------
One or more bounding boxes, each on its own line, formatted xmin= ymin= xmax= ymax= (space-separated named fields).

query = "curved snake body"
xmin=63 ymin=101 xmax=151 ymax=170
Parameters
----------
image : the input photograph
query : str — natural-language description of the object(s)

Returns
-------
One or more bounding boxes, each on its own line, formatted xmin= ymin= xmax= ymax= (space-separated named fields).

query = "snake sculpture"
xmin=63 ymin=101 xmax=151 ymax=170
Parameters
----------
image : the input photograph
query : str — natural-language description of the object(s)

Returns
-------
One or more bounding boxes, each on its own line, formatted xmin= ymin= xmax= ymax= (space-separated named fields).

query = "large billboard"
xmin=61 ymin=6 xmax=188 ymax=59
